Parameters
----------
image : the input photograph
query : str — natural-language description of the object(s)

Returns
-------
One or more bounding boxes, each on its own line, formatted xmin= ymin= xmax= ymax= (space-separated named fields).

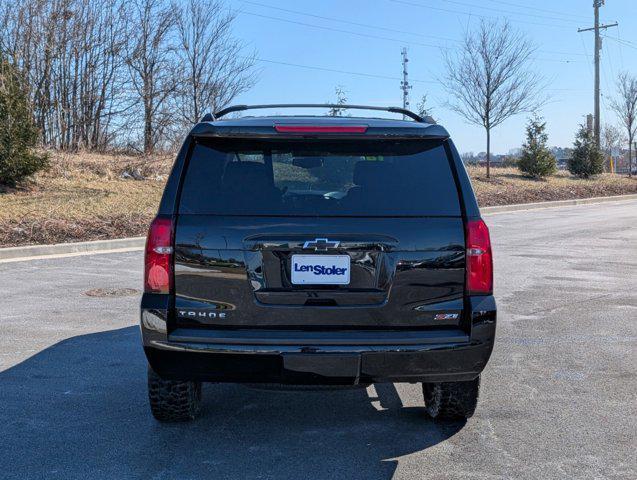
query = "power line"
xmin=599 ymin=38 xmax=613 ymax=114
xmin=578 ymin=33 xmax=595 ymax=79
xmin=239 ymin=11 xmax=445 ymax=49
xmin=239 ymin=10 xmax=586 ymax=64
xmin=432 ymin=0 xmax=581 ymax=24
xmin=616 ymin=25 xmax=625 ymax=68
xmin=250 ymin=56 xmax=439 ymax=84
xmin=482 ymin=0 xmax=590 ymax=21
xmin=242 ymin=0 xmax=587 ymax=59
xmin=534 ymin=57 xmax=584 ymax=64
xmin=241 ymin=0 xmax=458 ymax=43
xmin=389 ymin=0 xmax=576 ymax=29
xmin=250 ymin=56 xmax=586 ymax=92
xmin=601 ymin=34 xmax=637 ymax=52
xmin=604 ymin=33 xmax=618 ymax=84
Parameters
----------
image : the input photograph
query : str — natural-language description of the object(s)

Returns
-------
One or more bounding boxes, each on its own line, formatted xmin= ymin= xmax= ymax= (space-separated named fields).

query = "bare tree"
xmin=611 ymin=72 xmax=637 ymax=177
xmin=0 ymin=0 xmax=128 ymax=151
xmin=173 ymin=0 xmax=256 ymax=127
xmin=125 ymin=0 xmax=175 ymax=154
xmin=0 ymin=0 xmax=259 ymax=153
xmin=601 ymin=123 xmax=624 ymax=173
xmin=75 ymin=0 xmax=128 ymax=150
xmin=443 ymin=20 xmax=543 ymax=178
xmin=460 ymin=151 xmax=476 ymax=165
xmin=416 ymin=94 xmax=431 ymax=118
xmin=327 ymin=86 xmax=347 ymax=116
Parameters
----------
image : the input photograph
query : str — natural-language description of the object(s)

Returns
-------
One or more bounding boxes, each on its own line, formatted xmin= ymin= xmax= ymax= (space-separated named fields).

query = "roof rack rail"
xmin=211 ymin=104 xmax=426 ymax=123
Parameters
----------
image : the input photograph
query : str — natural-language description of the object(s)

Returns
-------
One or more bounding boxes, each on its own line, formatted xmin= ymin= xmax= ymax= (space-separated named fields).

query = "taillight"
xmin=144 ymin=216 xmax=174 ymax=294
xmin=465 ymin=219 xmax=493 ymax=295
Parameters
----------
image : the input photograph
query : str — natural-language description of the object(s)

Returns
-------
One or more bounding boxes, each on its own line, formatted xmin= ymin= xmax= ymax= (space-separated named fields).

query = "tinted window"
xmin=179 ymin=139 xmax=460 ymax=216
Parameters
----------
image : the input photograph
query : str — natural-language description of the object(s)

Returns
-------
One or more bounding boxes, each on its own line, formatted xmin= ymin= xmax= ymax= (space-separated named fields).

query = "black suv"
xmin=141 ymin=104 xmax=496 ymax=422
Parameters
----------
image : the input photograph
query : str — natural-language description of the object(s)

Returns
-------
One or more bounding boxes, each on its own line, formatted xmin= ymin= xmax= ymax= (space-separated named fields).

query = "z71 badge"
xmin=433 ymin=313 xmax=460 ymax=320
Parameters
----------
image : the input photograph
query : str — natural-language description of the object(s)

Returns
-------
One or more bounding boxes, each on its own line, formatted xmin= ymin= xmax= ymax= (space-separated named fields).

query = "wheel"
xmin=147 ymin=366 xmax=202 ymax=422
xmin=422 ymin=376 xmax=480 ymax=419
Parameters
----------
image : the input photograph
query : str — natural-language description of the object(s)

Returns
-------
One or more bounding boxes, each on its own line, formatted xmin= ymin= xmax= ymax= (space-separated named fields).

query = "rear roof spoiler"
xmin=208 ymin=104 xmax=433 ymax=123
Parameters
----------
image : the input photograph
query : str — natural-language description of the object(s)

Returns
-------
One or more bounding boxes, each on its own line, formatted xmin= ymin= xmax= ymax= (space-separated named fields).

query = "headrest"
xmin=222 ymin=162 xmax=272 ymax=188
xmin=353 ymin=161 xmax=391 ymax=187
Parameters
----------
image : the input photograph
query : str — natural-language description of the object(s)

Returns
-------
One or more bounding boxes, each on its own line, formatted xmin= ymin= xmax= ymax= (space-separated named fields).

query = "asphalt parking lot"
xmin=1 ymin=200 xmax=635 ymax=480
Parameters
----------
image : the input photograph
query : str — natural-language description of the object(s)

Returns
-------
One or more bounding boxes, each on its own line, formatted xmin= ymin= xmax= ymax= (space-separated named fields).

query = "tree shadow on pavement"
xmin=0 ymin=327 xmax=465 ymax=479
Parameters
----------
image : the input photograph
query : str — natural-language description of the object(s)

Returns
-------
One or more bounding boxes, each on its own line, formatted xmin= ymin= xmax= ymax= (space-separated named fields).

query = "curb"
xmin=481 ymin=193 xmax=637 ymax=214
xmin=0 ymin=237 xmax=145 ymax=263
xmin=0 ymin=194 xmax=635 ymax=262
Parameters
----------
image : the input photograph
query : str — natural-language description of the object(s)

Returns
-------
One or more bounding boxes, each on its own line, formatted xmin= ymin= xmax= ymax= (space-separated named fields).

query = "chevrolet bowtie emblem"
xmin=303 ymin=238 xmax=340 ymax=250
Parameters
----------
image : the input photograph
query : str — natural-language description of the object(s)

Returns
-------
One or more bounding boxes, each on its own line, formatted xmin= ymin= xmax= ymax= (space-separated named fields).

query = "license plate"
xmin=291 ymin=255 xmax=350 ymax=285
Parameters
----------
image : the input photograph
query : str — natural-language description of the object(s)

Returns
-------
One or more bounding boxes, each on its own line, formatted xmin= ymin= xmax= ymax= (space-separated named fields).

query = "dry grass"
xmin=467 ymin=167 xmax=637 ymax=207
xmin=0 ymin=154 xmax=635 ymax=247
xmin=0 ymin=151 xmax=171 ymax=246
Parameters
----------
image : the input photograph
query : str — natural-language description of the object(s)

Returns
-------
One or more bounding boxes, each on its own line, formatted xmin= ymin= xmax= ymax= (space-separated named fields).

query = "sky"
xmin=226 ymin=0 xmax=637 ymax=154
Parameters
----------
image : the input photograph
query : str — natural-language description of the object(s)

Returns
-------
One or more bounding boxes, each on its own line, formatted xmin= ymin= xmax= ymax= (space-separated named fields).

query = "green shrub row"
xmin=518 ymin=115 xmax=604 ymax=179
xmin=0 ymin=54 xmax=48 ymax=187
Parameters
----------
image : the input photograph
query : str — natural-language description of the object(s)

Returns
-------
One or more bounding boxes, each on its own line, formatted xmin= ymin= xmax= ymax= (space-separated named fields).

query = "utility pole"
xmin=578 ymin=1 xmax=617 ymax=149
xmin=400 ymin=47 xmax=412 ymax=119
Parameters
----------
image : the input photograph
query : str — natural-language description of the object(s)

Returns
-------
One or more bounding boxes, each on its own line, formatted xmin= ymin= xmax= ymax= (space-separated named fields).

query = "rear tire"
xmin=422 ymin=376 xmax=480 ymax=419
xmin=147 ymin=366 xmax=202 ymax=422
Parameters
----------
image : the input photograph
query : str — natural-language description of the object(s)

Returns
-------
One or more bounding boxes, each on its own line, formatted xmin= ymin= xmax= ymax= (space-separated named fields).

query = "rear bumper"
xmin=140 ymin=295 xmax=496 ymax=384
xmin=144 ymin=340 xmax=493 ymax=384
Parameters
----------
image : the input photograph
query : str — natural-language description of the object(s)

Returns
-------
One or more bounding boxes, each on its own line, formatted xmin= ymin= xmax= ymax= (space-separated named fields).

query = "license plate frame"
xmin=291 ymin=254 xmax=351 ymax=285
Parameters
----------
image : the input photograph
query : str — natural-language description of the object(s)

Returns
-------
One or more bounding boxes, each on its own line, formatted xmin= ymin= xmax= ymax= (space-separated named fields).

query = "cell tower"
xmin=400 ymin=47 xmax=412 ymax=119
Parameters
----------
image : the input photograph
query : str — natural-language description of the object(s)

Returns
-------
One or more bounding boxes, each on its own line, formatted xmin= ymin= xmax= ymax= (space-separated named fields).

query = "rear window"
xmin=178 ymin=139 xmax=460 ymax=216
